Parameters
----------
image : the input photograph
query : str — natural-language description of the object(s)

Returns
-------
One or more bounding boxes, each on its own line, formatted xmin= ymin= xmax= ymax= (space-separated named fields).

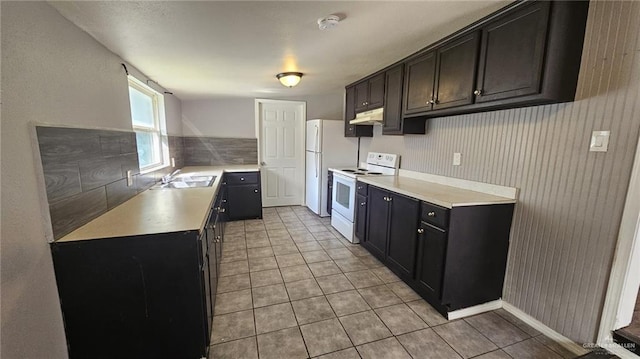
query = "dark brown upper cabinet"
xmin=383 ymin=64 xmax=426 ymax=135
xmin=355 ymin=73 xmax=385 ymax=113
xmin=344 ymin=85 xmax=373 ymax=137
xmin=403 ymin=51 xmax=437 ymax=115
xmin=348 ymin=0 xmax=588 ymax=130
xmin=433 ymin=32 xmax=480 ymax=110
xmin=474 ymin=1 xmax=550 ymax=103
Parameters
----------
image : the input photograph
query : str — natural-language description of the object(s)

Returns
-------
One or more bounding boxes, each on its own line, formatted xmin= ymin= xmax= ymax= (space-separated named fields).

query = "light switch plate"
xmin=590 ymin=130 xmax=610 ymax=152
xmin=453 ymin=152 xmax=462 ymax=166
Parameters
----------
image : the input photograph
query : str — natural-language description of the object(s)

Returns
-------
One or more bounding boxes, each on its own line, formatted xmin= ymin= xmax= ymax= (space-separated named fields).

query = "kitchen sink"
xmin=150 ymin=175 xmax=216 ymax=189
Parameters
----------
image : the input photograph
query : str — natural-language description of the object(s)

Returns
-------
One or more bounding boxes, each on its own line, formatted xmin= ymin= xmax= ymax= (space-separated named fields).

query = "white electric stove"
xmin=330 ymin=152 xmax=400 ymax=243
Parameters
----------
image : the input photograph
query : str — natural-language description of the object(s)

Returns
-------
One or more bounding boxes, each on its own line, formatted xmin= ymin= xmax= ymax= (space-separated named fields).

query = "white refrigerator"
xmin=305 ymin=119 xmax=358 ymax=217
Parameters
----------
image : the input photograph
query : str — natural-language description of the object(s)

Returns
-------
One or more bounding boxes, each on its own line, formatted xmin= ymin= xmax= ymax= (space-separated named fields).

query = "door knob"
xmin=474 ymin=89 xmax=483 ymax=96
xmin=360 ymin=202 xmax=366 ymax=206
xmin=418 ymin=228 xmax=425 ymax=234
xmin=240 ymin=177 xmax=245 ymax=181
xmin=254 ymin=189 xmax=259 ymax=193
xmin=427 ymin=211 xmax=436 ymax=217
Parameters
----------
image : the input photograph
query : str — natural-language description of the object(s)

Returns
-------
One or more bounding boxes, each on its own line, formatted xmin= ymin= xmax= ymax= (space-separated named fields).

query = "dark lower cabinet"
xmin=51 ymin=231 xmax=210 ymax=359
xmin=364 ymin=185 xmax=420 ymax=280
xmin=51 ymin=182 xmax=234 ymax=359
xmin=361 ymin=184 xmax=515 ymax=318
xmin=386 ymin=193 xmax=420 ymax=279
xmin=415 ymin=223 xmax=447 ymax=300
xmin=364 ymin=186 xmax=390 ymax=259
xmin=225 ymin=171 xmax=263 ymax=220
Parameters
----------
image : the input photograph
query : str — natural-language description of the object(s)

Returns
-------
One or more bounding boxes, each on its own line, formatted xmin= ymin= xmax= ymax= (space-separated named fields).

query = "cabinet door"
xmin=355 ymin=193 xmax=368 ymax=242
xmin=475 ymin=1 xmax=550 ymax=103
xmin=434 ymin=32 xmax=480 ymax=110
xmin=404 ymin=51 xmax=436 ymax=115
xmin=365 ymin=186 xmax=389 ymax=259
xmin=354 ymin=81 xmax=370 ymax=112
xmin=344 ymin=86 xmax=356 ymax=137
xmin=415 ymin=223 xmax=447 ymax=300
xmin=386 ymin=193 xmax=420 ymax=278
xmin=383 ymin=64 xmax=404 ymax=134
xmin=368 ymin=73 xmax=385 ymax=109
xmin=227 ymin=184 xmax=262 ymax=220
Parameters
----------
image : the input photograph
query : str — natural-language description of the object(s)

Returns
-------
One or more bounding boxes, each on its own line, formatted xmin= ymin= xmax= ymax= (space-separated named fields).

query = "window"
xmin=128 ymin=77 xmax=168 ymax=172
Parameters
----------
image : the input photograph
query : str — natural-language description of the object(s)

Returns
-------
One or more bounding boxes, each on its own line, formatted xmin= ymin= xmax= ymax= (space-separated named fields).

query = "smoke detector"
xmin=317 ymin=15 xmax=340 ymax=30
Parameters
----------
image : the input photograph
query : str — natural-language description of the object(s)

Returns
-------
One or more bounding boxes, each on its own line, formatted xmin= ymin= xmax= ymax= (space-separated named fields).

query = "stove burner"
xmin=366 ymin=172 xmax=382 ymax=175
xmin=357 ymin=168 xmax=368 ymax=171
xmin=341 ymin=169 xmax=356 ymax=172
xmin=354 ymin=171 xmax=366 ymax=175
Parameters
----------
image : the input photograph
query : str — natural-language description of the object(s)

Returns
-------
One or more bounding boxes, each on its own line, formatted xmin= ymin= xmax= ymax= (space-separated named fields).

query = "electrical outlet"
xmin=171 ymin=157 xmax=176 ymax=167
xmin=590 ymin=130 xmax=610 ymax=152
xmin=453 ymin=153 xmax=462 ymax=166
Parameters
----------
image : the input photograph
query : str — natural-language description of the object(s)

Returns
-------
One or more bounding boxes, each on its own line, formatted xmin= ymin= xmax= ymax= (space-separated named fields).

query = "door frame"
xmin=254 ymin=99 xmax=307 ymax=206
xmin=597 ymin=132 xmax=640 ymax=357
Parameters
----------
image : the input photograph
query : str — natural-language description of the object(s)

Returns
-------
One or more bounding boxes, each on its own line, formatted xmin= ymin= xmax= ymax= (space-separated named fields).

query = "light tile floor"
xmin=209 ymin=206 xmax=586 ymax=359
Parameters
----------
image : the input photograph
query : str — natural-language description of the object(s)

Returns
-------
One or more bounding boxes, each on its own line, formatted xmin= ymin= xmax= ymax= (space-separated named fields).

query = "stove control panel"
xmin=366 ymin=152 xmax=399 ymax=169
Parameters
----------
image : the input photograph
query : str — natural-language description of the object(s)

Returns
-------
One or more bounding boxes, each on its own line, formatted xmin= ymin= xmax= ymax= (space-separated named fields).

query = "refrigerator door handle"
xmin=315 ymin=125 xmax=319 ymax=152
xmin=315 ymin=153 xmax=319 ymax=178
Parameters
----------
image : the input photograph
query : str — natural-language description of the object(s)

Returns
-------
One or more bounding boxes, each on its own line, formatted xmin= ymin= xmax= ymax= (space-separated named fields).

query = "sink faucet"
xmin=161 ymin=169 xmax=181 ymax=184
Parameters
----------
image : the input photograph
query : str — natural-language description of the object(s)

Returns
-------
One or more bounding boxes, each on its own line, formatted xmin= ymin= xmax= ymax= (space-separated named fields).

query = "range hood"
xmin=349 ymin=107 xmax=384 ymax=125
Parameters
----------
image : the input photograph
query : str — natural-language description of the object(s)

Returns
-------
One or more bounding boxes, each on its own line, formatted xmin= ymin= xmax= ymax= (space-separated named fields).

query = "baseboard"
xmin=447 ymin=299 xmax=503 ymax=320
xmin=502 ymin=301 xmax=590 ymax=356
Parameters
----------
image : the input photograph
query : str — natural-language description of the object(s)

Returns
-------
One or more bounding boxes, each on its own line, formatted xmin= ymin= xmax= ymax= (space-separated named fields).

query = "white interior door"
xmin=256 ymin=99 xmax=305 ymax=207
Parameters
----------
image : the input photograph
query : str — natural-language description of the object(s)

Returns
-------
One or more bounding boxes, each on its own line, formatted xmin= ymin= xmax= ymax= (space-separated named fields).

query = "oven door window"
xmin=335 ymin=181 xmax=352 ymax=210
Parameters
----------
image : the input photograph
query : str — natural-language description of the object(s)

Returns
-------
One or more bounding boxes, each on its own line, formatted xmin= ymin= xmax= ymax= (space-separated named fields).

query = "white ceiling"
xmin=49 ymin=1 xmax=510 ymax=100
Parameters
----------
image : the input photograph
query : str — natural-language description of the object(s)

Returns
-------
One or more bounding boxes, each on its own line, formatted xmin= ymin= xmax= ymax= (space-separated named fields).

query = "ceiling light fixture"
xmin=276 ymin=72 xmax=303 ymax=88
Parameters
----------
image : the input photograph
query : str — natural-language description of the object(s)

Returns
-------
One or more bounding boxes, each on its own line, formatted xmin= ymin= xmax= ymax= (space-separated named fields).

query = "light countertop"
xmin=57 ymin=165 xmax=259 ymax=242
xmin=357 ymin=175 xmax=516 ymax=208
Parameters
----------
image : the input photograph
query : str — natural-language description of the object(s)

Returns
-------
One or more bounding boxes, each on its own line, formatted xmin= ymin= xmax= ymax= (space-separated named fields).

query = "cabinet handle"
xmin=357 ymin=186 xmax=363 ymax=190
xmin=383 ymin=196 xmax=388 ymax=201
xmin=254 ymin=189 xmax=259 ymax=193
xmin=427 ymin=211 xmax=436 ymax=217
xmin=418 ymin=228 xmax=425 ymax=234
xmin=429 ymin=99 xmax=435 ymax=104
xmin=219 ymin=208 xmax=226 ymax=213
xmin=360 ymin=202 xmax=366 ymax=206
xmin=474 ymin=89 xmax=483 ymax=96
xmin=388 ymin=197 xmax=393 ymax=202
xmin=240 ymin=177 xmax=245 ymax=181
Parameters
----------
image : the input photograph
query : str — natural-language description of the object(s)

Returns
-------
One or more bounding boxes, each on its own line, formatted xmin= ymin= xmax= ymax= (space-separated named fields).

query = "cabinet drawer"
xmin=356 ymin=182 xmax=368 ymax=196
xmin=421 ymin=202 xmax=449 ymax=229
xmin=225 ymin=172 xmax=259 ymax=185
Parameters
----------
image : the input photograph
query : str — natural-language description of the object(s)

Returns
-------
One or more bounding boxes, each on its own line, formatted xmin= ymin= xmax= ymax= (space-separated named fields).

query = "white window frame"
xmin=128 ymin=76 xmax=169 ymax=173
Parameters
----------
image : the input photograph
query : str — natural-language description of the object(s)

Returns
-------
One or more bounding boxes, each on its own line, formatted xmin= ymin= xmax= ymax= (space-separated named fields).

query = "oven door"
xmin=332 ymin=173 xmax=356 ymax=222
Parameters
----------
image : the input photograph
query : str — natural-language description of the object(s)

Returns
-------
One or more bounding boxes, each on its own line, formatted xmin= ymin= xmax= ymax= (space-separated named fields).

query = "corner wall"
xmin=0 ymin=2 xmax=182 ymax=357
xmin=359 ymin=1 xmax=640 ymax=343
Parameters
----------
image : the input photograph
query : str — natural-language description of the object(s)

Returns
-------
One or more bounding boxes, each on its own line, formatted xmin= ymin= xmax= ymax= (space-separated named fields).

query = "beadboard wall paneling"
xmin=359 ymin=0 xmax=640 ymax=343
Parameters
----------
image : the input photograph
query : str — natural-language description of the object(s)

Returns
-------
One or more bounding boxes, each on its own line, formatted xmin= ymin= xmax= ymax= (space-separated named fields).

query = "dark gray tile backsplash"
xmin=183 ymin=137 xmax=257 ymax=166
xmin=36 ymin=127 xmax=257 ymax=240
xmin=37 ymin=126 xmax=142 ymax=239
